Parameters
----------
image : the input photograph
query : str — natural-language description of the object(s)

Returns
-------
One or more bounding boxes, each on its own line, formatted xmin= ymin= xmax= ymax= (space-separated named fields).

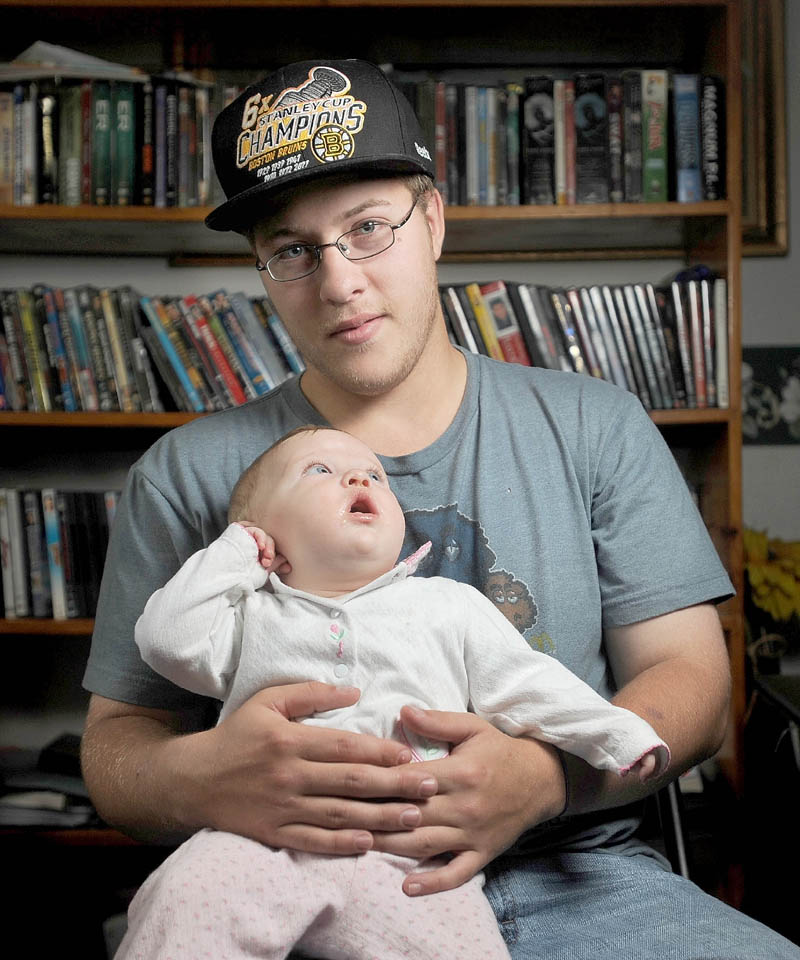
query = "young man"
xmin=81 ymin=59 xmax=799 ymax=958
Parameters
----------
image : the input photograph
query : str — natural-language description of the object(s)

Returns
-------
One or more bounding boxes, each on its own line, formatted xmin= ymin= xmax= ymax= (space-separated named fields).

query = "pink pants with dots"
xmin=116 ymin=828 xmax=511 ymax=960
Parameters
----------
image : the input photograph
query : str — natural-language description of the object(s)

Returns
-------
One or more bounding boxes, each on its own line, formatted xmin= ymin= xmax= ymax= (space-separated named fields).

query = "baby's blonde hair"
xmin=228 ymin=425 xmax=338 ymax=524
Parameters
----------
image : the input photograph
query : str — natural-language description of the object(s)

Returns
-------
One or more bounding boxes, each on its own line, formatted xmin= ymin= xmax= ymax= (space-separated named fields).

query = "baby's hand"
xmin=236 ymin=523 xmax=292 ymax=575
xmin=629 ymin=751 xmax=657 ymax=783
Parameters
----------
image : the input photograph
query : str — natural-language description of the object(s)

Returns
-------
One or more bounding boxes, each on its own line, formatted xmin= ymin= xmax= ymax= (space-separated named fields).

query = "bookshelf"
xmin=1 ymin=0 xmax=744 ymax=846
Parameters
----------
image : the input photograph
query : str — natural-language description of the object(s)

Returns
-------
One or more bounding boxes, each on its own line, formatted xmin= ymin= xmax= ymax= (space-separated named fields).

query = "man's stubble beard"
xmin=303 ymin=262 xmax=442 ymax=399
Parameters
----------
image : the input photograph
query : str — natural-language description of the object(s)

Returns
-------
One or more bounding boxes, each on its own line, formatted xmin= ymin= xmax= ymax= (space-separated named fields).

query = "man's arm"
xmin=80 ymin=683 xmax=442 ymax=850
xmin=370 ymin=601 xmax=730 ymax=895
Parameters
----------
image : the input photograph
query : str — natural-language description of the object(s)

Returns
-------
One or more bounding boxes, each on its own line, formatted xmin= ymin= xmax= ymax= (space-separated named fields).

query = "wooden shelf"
xmin=0 ymin=201 xmax=731 ymax=260
xmin=0 ymin=411 xmax=199 ymax=429
xmin=0 ymin=617 xmax=94 ymax=635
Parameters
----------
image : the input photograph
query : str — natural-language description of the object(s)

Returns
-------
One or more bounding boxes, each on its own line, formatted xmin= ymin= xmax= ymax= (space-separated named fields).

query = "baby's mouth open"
xmin=349 ymin=495 xmax=377 ymax=516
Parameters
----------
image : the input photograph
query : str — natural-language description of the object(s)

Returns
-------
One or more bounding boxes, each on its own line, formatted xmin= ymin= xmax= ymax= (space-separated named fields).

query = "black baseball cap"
xmin=206 ymin=59 xmax=435 ymax=233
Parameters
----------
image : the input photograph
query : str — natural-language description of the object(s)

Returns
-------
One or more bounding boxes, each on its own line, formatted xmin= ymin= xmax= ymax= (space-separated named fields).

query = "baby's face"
xmin=252 ymin=430 xmax=406 ymax=595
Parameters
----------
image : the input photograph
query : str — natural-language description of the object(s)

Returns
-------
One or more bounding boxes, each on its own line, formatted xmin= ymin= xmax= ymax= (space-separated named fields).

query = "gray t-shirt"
xmin=83 ymin=349 xmax=732 ymax=850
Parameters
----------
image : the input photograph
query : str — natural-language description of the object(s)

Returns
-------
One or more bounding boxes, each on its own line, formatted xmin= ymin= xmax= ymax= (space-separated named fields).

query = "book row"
xmin=0 ymin=74 xmax=228 ymax=209
xmin=0 ymin=286 xmax=305 ymax=414
xmin=0 ymin=487 xmax=119 ymax=620
xmin=400 ymin=69 xmax=725 ymax=206
xmin=441 ymin=269 xmax=729 ymax=410
xmin=1 ymin=65 xmax=724 ymax=210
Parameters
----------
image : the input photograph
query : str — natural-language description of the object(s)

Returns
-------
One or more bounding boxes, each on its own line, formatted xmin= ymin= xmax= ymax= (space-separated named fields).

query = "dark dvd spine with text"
xmin=574 ymin=73 xmax=609 ymax=203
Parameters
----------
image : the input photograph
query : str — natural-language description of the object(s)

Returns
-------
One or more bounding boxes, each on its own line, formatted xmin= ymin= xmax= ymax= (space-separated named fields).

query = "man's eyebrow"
xmin=262 ymin=198 xmax=394 ymax=242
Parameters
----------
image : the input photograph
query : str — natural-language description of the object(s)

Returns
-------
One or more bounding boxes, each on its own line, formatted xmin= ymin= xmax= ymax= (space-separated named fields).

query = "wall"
xmin=740 ymin=0 xmax=799 ymax=540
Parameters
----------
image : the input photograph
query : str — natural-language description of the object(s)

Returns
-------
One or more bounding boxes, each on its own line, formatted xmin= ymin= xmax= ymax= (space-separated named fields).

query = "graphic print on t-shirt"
xmin=402 ymin=503 xmax=539 ymax=639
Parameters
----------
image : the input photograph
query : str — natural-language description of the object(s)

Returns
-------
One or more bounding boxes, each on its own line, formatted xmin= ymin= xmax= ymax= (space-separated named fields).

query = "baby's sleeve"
xmin=134 ymin=523 xmax=269 ymax=701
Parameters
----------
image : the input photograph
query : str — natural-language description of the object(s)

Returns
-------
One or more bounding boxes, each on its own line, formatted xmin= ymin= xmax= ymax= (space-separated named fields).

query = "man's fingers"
xmin=274 ymin=823 xmax=375 ymax=856
xmin=299 ymin=750 xmax=439 ymax=800
xmin=403 ymin=850 xmax=485 ymax=897
xmin=294 ymin=797 xmax=424 ymax=833
xmin=399 ymin=704 xmax=485 ymax=745
xmin=370 ymin=825 xmax=465 ymax=861
xmin=253 ymin=681 xmax=362 ymax=722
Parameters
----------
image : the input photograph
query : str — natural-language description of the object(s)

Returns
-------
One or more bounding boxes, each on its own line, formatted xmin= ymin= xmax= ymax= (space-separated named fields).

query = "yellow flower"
xmin=744 ymin=528 xmax=800 ymax=623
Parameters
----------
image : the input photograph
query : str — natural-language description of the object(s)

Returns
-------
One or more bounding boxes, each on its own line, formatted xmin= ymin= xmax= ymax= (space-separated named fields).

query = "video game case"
xmin=40 ymin=285 xmax=80 ymax=413
xmin=565 ymin=288 xmax=602 ymax=379
xmin=464 ymin=282 xmax=504 ymax=361
xmin=78 ymin=286 xmax=119 ymax=411
xmin=478 ymin=280 xmax=532 ymax=366
xmin=0 ymin=90 xmax=13 ymax=205
xmin=178 ymin=294 xmax=243 ymax=407
xmin=506 ymin=284 xmax=552 ymax=369
xmin=650 ymin=285 xmax=688 ymax=408
xmin=618 ymin=285 xmax=664 ymax=408
xmin=111 ymin=80 xmax=136 ymax=206
xmin=590 ymin=285 xmax=637 ymax=395
xmin=504 ymin=82 xmax=523 ymax=206
xmin=91 ymin=80 xmax=112 ymax=205
xmin=641 ymin=70 xmax=669 ymax=202
xmin=633 ymin=283 xmax=674 ymax=408
xmin=700 ymin=76 xmax=725 ymax=201
xmin=4 ymin=488 xmax=30 ymax=618
xmin=606 ymin=75 xmax=624 ymax=203
xmin=600 ymin=285 xmax=651 ymax=407
xmin=622 ymin=70 xmax=643 ymax=202
xmin=442 ymin=287 xmax=481 ymax=357
xmin=643 ymin=282 xmax=681 ymax=406
xmin=252 ymin=298 xmax=305 ymax=375
xmin=139 ymin=295 xmax=207 ymax=412
xmin=0 ymin=290 xmax=31 ymax=410
xmin=521 ymin=76 xmax=555 ymax=205
xmin=669 ymin=280 xmax=697 ymax=408
xmin=140 ymin=325 xmax=190 ymax=411
xmin=116 ymin=285 xmax=157 ymax=411
xmin=686 ymin=279 xmax=707 ymax=407
xmin=24 ymin=490 xmax=52 ymax=618
xmin=672 ymin=74 xmax=703 ymax=203
xmin=463 ymin=85 xmax=479 ymax=206
xmin=554 ymin=78 xmax=575 ymax=205
xmin=36 ymin=82 xmax=59 ymax=204
xmin=441 ymin=285 xmax=480 ymax=355
xmin=700 ymin=278 xmax=717 ymax=407
xmin=137 ymin=79 xmax=155 ymax=205
xmin=61 ymin=287 xmax=99 ymax=411
xmin=444 ymin=83 xmax=461 ymax=206
xmin=16 ymin=287 xmax=53 ymax=412
xmin=41 ymin=489 xmax=67 ymax=620
xmin=574 ymin=73 xmax=609 ymax=203
xmin=713 ymin=277 xmax=729 ymax=408
xmin=548 ymin=289 xmax=587 ymax=374
xmin=99 ymin=287 xmax=137 ymax=411
xmin=228 ymin=291 xmax=290 ymax=390
xmin=0 ymin=488 xmax=18 ymax=617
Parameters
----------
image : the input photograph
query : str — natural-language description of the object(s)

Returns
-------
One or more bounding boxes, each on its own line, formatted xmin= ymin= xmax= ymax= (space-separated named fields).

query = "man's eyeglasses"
xmin=256 ymin=198 xmax=419 ymax=282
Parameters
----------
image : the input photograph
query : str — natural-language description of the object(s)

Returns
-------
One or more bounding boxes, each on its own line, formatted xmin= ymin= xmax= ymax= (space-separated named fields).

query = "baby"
xmin=117 ymin=425 xmax=669 ymax=960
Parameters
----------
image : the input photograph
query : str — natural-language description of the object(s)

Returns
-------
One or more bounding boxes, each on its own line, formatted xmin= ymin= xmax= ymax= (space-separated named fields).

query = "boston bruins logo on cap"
xmin=311 ymin=125 xmax=356 ymax=164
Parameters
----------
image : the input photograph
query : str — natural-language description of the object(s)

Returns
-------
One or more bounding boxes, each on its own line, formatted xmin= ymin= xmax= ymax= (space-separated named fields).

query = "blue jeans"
xmin=483 ymin=848 xmax=800 ymax=959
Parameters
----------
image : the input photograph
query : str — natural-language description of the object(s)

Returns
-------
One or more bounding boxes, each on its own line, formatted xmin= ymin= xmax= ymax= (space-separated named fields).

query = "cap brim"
xmin=205 ymin=156 xmax=433 ymax=234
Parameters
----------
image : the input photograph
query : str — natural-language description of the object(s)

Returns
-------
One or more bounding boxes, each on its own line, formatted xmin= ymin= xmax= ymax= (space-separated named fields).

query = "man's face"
xmin=251 ymin=177 xmax=445 ymax=400
xmin=253 ymin=429 xmax=407 ymax=595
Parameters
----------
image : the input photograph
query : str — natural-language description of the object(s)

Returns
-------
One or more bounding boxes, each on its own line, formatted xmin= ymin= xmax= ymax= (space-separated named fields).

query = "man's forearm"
xmin=81 ymin=701 xmax=206 ymax=844
xmin=562 ymin=652 xmax=730 ymax=816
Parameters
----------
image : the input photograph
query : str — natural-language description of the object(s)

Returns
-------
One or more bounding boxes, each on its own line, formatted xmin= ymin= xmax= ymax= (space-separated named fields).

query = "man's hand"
xmin=82 ymin=683 xmax=440 ymax=853
xmin=369 ymin=705 xmax=567 ymax=896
